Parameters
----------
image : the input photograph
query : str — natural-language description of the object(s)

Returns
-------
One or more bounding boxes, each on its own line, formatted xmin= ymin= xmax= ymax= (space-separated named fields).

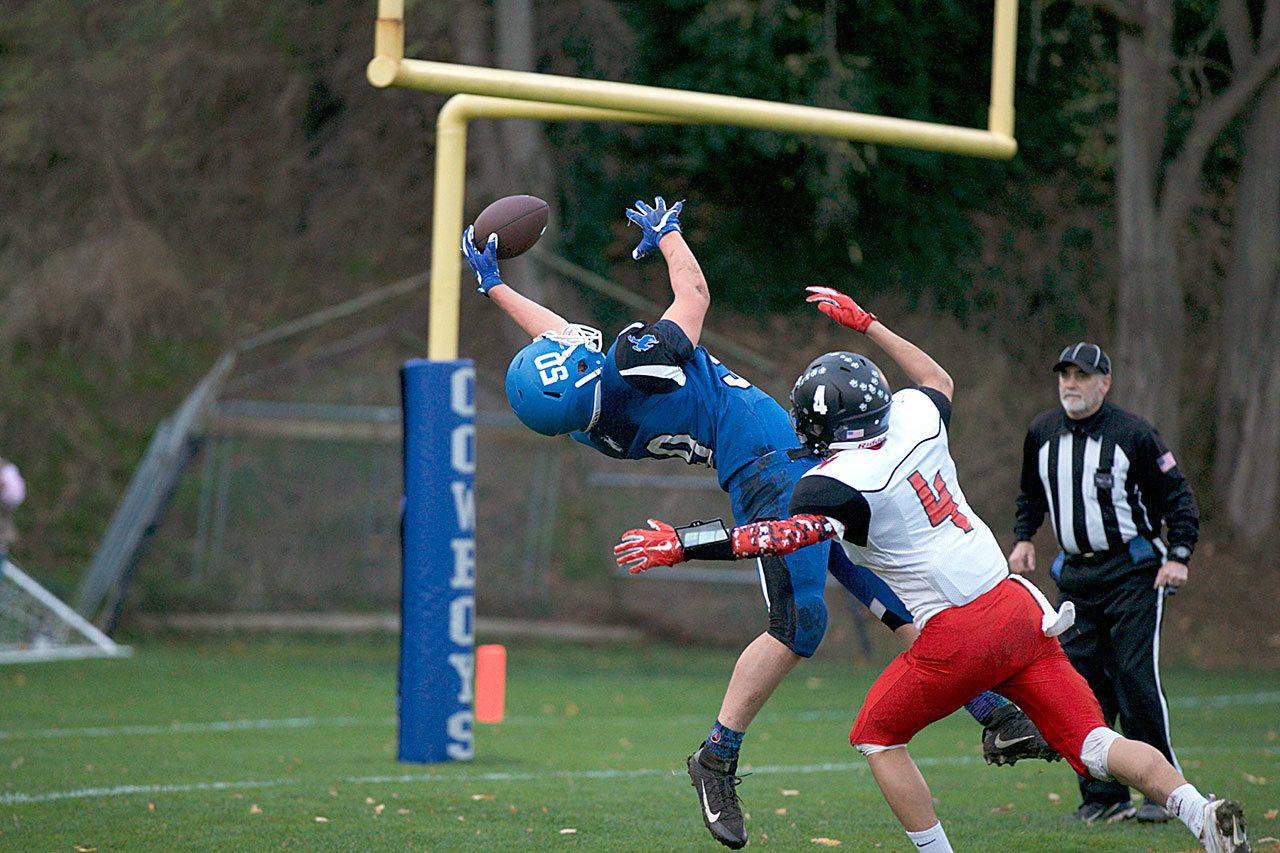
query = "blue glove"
xmin=625 ymin=196 xmax=683 ymax=260
xmin=460 ymin=225 xmax=505 ymax=295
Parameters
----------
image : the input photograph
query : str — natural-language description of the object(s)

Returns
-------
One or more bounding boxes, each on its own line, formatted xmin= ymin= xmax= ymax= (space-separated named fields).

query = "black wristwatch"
xmin=1168 ymin=544 xmax=1192 ymax=564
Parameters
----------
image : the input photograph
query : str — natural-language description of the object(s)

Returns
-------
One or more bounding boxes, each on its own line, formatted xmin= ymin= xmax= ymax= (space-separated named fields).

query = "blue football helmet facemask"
xmin=506 ymin=325 xmax=605 ymax=436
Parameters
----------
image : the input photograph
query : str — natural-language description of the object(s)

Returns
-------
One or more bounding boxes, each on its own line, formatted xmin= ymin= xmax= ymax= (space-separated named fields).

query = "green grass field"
xmin=1 ymin=636 xmax=1277 ymax=851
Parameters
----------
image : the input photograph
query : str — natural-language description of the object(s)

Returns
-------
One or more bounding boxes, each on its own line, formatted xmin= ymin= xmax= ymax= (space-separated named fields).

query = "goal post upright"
xmin=378 ymin=0 xmax=1021 ymax=362
xmin=406 ymin=95 xmax=692 ymax=763
xmin=989 ymin=0 xmax=1018 ymax=138
xmin=429 ymin=96 xmax=687 ymax=361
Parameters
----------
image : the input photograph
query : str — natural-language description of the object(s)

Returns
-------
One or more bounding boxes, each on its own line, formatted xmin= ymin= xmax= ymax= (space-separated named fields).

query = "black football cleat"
xmin=1069 ymin=800 xmax=1136 ymax=823
xmin=982 ymin=704 xmax=1062 ymax=766
xmin=687 ymin=744 xmax=747 ymax=849
xmin=1135 ymin=798 xmax=1172 ymax=823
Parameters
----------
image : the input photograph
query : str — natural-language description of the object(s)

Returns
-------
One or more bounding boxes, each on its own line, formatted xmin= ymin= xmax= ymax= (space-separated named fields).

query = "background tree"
xmin=1082 ymin=0 xmax=1280 ymax=453
xmin=1213 ymin=0 xmax=1280 ymax=540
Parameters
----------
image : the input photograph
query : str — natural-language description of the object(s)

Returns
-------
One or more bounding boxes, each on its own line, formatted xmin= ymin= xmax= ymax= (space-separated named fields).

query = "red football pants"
xmin=849 ymin=578 xmax=1105 ymax=777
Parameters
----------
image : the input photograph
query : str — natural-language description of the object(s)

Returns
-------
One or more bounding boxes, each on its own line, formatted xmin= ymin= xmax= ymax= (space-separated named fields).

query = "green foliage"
xmin=545 ymin=0 xmax=1121 ymax=315
xmin=0 ymin=337 xmax=219 ymax=589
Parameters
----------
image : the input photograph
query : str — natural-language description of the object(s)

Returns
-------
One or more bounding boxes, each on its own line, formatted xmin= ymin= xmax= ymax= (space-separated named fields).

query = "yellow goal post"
xmin=368 ymin=0 xmax=1020 ymax=360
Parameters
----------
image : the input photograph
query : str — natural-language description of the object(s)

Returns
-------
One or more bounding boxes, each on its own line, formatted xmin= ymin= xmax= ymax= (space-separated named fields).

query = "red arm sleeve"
xmin=729 ymin=514 xmax=838 ymax=559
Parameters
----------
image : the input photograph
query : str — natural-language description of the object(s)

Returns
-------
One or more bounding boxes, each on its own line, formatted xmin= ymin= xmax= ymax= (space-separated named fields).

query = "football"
xmin=472 ymin=194 xmax=550 ymax=259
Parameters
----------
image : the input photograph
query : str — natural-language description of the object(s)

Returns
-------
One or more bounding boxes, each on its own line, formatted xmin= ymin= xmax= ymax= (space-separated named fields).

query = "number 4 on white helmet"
xmin=789 ymin=351 xmax=893 ymax=452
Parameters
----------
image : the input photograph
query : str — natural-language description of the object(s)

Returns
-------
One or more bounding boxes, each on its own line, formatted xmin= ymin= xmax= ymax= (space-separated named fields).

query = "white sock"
xmin=1167 ymin=783 xmax=1208 ymax=837
xmin=906 ymin=821 xmax=954 ymax=852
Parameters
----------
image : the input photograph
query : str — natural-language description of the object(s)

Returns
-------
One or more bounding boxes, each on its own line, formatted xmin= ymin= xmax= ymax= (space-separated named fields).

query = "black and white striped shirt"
xmin=1014 ymin=401 xmax=1198 ymax=561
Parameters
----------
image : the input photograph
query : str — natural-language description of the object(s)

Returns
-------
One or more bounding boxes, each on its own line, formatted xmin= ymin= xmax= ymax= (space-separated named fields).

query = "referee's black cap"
xmin=1053 ymin=342 xmax=1111 ymax=375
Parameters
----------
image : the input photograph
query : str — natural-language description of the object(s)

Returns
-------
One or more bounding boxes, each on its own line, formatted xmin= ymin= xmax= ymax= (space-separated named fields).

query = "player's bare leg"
xmin=1101 ymin=736 xmax=1249 ymax=851
xmin=716 ymin=632 xmax=800 ymax=729
xmin=1105 ymin=737 xmax=1187 ymax=806
xmin=686 ymin=633 xmax=800 ymax=849
xmin=864 ymin=748 xmax=955 ymax=852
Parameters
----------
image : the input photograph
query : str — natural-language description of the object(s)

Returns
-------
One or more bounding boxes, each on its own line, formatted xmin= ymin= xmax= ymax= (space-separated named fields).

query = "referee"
xmin=1007 ymin=342 xmax=1198 ymax=825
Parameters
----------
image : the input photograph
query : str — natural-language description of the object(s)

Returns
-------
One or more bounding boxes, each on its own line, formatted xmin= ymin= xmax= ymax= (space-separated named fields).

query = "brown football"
xmin=472 ymin=195 xmax=550 ymax=259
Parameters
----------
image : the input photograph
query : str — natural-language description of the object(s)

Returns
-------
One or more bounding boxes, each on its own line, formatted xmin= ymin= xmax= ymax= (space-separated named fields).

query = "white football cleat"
xmin=1200 ymin=797 xmax=1249 ymax=853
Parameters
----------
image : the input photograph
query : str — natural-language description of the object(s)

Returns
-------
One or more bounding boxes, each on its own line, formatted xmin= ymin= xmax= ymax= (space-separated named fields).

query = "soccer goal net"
xmin=0 ymin=558 xmax=130 ymax=663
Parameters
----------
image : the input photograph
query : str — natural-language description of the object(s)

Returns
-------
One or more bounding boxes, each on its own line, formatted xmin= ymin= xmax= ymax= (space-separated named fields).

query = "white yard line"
xmin=344 ymin=755 xmax=975 ymax=787
xmin=5 ymin=731 xmax=1279 ymax=807
xmin=1167 ymin=690 xmax=1280 ymax=708
xmin=0 ymin=757 xmax=958 ymax=805
xmin=3 ymin=690 xmax=1276 ymax=742
xmin=0 ymin=715 xmax=384 ymax=741
xmin=0 ymin=778 xmax=295 ymax=805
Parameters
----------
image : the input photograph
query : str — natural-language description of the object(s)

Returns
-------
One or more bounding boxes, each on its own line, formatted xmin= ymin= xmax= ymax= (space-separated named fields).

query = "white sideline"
xmin=1168 ymin=690 xmax=1280 ymax=708
xmin=0 ymin=715 xmax=375 ymax=741
xmin=0 ymin=757 xmax=963 ymax=805
xmin=5 ymin=726 xmax=1278 ymax=807
xmin=0 ymin=779 xmax=293 ymax=805
xmin=2 ymin=690 xmax=1277 ymax=742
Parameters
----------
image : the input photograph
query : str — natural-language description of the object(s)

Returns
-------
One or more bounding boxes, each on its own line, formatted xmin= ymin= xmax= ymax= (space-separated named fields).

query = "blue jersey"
xmin=570 ymin=320 xmax=800 ymax=488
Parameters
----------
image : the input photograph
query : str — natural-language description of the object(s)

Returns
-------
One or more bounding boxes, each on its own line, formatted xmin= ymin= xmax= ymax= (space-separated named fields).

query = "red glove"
xmin=614 ymin=519 xmax=684 ymax=574
xmin=805 ymin=286 xmax=877 ymax=333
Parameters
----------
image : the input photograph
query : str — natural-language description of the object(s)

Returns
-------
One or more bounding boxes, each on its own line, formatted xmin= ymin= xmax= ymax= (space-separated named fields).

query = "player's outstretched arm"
xmin=461 ymin=224 xmax=568 ymax=338
xmin=658 ymin=232 xmax=710 ymax=346
xmin=805 ymin=286 xmax=954 ymax=400
xmin=626 ymin=197 xmax=710 ymax=346
xmin=614 ymin=515 xmax=837 ymax=573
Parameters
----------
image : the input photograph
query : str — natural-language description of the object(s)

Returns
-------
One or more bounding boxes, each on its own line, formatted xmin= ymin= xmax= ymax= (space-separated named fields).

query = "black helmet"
xmin=790 ymin=351 xmax=893 ymax=452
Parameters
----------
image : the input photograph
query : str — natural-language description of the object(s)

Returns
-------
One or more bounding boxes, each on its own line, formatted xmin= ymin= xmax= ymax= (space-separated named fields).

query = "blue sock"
xmin=964 ymin=691 xmax=1010 ymax=725
xmin=705 ymin=720 xmax=745 ymax=761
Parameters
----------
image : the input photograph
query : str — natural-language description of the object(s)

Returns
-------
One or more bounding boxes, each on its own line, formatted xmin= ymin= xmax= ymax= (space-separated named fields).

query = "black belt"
xmin=1065 ymin=546 xmax=1128 ymax=563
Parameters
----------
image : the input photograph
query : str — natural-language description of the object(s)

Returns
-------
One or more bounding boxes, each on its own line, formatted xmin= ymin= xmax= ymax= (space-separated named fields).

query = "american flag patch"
xmin=1157 ymin=451 xmax=1176 ymax=473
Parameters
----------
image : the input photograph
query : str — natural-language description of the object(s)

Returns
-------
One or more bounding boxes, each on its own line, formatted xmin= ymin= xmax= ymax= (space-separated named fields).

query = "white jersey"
xmin=790 ymin=387 xmax=1008 ymax=628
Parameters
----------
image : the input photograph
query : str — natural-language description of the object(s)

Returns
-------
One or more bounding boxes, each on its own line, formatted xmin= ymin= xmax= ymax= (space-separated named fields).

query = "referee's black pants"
xmin=1055 ymin=548 xmax=1179 ymax=807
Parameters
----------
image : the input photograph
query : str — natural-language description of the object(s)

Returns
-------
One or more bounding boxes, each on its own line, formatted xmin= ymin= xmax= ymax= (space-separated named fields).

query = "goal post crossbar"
xmin=377 ymin=0 xmax=1019 ymax=361
xmin=368 ymin=0 xmax=1018 ymax=151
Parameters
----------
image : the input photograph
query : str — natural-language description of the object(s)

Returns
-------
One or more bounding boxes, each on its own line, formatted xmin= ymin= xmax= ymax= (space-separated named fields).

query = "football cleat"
xmin=1068 ymin=800 xmax=1136 ymax=823
xmin=1201 ymin=798 xmax=1249 ymax=853
xmin=1134 ymin=798 xmax=1172 ymax=823
xmin=982 ymin=704 xmax=1061 ymax=766
xmin=686 ymin=744 xmax=747 ymax=849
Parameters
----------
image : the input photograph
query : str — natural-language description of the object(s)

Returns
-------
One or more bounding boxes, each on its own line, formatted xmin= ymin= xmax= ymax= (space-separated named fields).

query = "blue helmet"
xmin=505 ymin=325 xmax=605 ymax=436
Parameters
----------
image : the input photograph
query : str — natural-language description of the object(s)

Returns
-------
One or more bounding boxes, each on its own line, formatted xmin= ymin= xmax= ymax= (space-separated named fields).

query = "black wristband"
xmin=676 ymin=518 xmax=735 ymax=561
